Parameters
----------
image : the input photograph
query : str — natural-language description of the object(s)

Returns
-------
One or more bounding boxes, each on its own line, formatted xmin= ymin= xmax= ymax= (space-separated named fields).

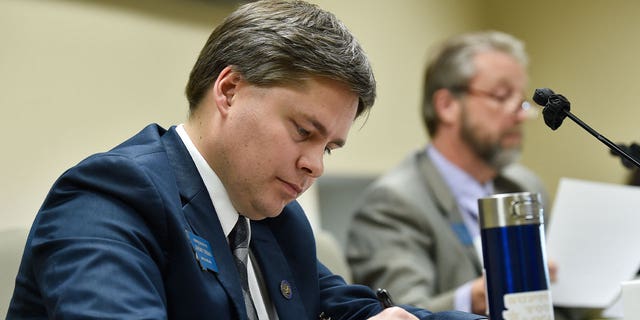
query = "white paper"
xmin=545 ymin=178 xmax=640 ymax=308
xmin=600 ymin=295 xmax=622 ymax=319
xmin=622 ymin=279 xmax=640 ymax=319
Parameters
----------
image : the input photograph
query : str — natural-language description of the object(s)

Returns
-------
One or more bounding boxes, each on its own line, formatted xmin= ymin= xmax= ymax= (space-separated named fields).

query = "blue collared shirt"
xmin=426 ymin=145 xmax=494 ymax=313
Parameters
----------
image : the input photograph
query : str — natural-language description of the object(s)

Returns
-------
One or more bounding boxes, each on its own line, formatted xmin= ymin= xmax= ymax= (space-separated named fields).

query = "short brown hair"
xmin=186 ymin=0 xmax=376 ymax=119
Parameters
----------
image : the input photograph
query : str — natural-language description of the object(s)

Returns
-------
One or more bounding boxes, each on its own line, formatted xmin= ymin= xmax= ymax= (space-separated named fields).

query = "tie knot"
xmin=228 ymin=215 xmax=258 ymax=319
xmin=229 ymin=216 xmax=250 ymax=252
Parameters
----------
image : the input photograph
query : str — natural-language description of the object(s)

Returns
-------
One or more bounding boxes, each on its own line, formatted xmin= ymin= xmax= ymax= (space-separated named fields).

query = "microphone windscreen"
xmin=542 ymin=94 xmax=570 ymax=130
xmin=532 ymin=88 xmax=555 ymax=106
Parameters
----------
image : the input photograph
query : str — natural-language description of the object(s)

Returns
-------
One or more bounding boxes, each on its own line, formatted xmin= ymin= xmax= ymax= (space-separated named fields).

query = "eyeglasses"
xmin=462 ymin=87 xmax=532 ymax=114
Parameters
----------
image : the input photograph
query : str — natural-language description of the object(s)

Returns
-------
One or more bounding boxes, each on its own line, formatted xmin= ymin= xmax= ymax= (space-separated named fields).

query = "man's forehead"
xmin=472 ymin=52 xmax=525 ymax=85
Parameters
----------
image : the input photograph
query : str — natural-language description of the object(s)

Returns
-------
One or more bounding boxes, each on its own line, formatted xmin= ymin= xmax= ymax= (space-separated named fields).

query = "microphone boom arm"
xmin=533 ymin=87 xmax=640 ymax=169
xmin=563 ymin=110 xmax=640 ymax=169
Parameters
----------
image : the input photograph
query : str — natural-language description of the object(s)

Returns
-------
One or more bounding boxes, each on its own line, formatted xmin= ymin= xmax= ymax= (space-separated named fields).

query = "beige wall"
xmin=0 ymin=0 xmax=236 ymax=229
xmin=488 ymin=0 xmax=640 ymax=201
xmin=2 ymin=0 xmax=637 ymax=229
xmin=0 ymin=0 xmax=483 ymax=229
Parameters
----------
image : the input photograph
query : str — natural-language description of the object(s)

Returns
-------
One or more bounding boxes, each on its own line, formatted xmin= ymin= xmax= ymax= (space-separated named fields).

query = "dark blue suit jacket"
xmin=8 ymin=124 xmax=484 ymax=320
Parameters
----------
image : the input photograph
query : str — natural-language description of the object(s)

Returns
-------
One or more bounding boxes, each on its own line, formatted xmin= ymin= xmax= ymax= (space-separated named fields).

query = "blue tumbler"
xmin=478 ymin=192 xmax=554 ymax=320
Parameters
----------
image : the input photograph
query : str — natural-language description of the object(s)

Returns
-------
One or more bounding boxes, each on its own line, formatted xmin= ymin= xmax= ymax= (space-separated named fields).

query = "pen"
xmin=376 ymin=288 xmax=395 ymax=308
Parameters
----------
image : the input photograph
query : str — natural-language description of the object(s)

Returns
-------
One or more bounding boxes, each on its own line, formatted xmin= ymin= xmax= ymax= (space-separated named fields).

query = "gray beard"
xmin=460 ymin=110 xmax=522 ymax=170
xmin=488 ymin=147 xmax=521 ymax=170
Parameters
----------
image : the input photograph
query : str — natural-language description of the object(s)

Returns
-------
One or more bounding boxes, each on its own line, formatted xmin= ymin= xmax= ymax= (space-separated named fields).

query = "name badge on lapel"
xmin=186 ymin=230 xmax=218 ymax=273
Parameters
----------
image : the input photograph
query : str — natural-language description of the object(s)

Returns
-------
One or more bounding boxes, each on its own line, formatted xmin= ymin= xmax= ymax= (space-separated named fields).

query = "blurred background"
xmin=2 ymin=0 xmax=639 ymax=232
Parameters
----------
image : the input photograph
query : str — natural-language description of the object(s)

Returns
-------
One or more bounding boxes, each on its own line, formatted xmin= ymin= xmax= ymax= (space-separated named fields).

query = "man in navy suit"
xmin=8 ymin=1 xmax=485 ymax=319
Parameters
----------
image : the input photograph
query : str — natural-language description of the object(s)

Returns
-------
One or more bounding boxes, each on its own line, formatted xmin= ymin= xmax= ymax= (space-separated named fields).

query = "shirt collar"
xmin=426 ymin=145 xmax=494 ymax=212
xmin=176 ymin=124 xmax=244 ymax=239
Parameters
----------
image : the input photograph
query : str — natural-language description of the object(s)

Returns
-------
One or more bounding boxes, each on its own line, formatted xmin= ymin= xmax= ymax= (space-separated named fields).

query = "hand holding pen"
xmin=370 ymin=288 xmax=419 ymax=319
xmin=376 ymin=288 xmax=395 ymax=308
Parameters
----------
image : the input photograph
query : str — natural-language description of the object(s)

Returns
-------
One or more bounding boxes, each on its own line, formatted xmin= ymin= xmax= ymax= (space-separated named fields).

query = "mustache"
xmin=502 ymin=126 xmax=523 ymax=137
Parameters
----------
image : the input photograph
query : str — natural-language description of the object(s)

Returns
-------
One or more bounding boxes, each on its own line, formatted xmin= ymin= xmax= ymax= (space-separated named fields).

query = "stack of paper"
xmin=545 ymin=178 xmax=640 ymax=312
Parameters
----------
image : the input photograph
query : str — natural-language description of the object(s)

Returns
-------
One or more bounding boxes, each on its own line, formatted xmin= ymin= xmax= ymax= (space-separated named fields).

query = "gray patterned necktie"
xmin=229 ymin=216 xmax=259 ymax=320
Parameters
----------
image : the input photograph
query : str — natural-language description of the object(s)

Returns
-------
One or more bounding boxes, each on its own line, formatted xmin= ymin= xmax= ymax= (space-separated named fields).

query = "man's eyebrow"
xmin=310 ymin=117 xmax=345 ymax=148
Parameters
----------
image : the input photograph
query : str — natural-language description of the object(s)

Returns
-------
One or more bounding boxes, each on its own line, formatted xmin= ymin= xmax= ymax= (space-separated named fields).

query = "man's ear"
xmin=433 ymin=88 xmax=460 ymax=124
xmin=213 ymin=66 xmax=242 ymax=116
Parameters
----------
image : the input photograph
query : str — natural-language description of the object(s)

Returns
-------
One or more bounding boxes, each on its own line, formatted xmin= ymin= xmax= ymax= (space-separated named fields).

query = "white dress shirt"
xmin=177 ymin=124 xmax=277 ymax=319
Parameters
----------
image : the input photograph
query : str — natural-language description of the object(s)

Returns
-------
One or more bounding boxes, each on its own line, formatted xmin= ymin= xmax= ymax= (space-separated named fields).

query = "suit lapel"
xmin=417 ymin=151 xmax=459 ymax=217
xmin=183 ymin=193 xmax=247 ymax=319
xmin=416 ymin=151 xmax=482 ymax=271
xmin=250 ymin=221 xmax=308 ymax=320
xmin=160 ymin=127 xmax=247 ymax=319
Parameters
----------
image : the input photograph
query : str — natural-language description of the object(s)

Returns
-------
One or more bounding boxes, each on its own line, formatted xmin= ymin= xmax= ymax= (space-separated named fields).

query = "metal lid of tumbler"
xmin=478 ymin=192 xmax=544 ymax=229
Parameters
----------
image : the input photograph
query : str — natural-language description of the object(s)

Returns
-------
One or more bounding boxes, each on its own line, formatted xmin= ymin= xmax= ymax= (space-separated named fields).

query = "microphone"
xmin=533 ymin=88 xmax=640 ymax=169
xmin=610 ymin=142 xmax=640 ymax=169
xmin=532 ymin=88 xmax=570 ymax=130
